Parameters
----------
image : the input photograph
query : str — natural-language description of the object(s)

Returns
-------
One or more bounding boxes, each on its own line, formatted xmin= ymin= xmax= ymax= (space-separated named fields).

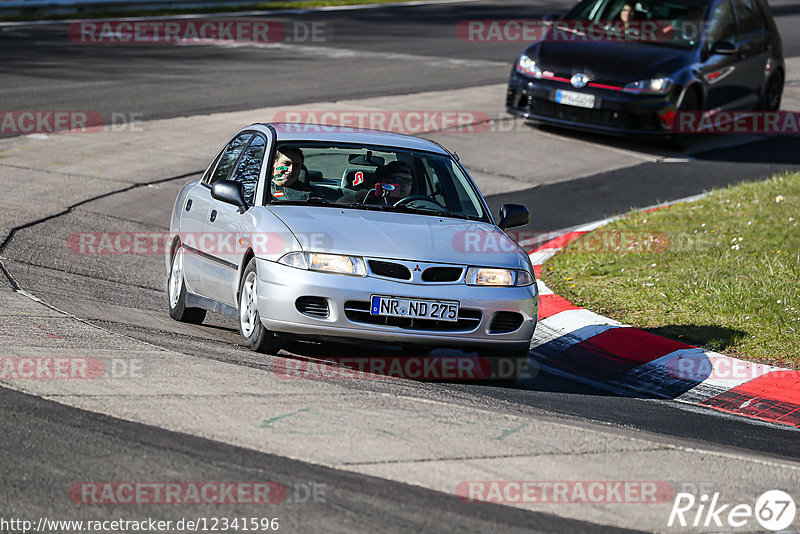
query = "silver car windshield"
xmin=266 ymin=143 xmax=487 ymax=221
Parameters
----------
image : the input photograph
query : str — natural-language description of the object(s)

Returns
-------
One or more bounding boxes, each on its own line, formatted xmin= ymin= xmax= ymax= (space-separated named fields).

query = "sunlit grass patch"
xmin=542 ymin=172 xmax=800 ymax=369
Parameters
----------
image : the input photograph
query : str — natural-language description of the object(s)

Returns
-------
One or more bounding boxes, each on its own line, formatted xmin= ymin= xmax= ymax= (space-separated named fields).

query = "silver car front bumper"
xmin=255 ymin=259 xmax=538 ymax=350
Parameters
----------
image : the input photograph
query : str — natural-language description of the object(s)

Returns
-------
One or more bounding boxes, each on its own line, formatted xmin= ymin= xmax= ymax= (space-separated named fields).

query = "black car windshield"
xmin=265 ymin=143 xmax=487 ymax=221
xmin=562 ymin=0 xmax=709 ymax=48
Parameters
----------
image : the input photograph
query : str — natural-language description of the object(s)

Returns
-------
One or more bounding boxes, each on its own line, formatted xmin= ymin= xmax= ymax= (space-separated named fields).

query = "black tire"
xmin=669 ymin=88 xmax=699 ymax=152
xmin=238 ymin=258 xmax=283 ymax=354
xmin=760 ymin=72 xmax=783 ymax=111
xmin=167 ymin=246 xmax=207 ymax=324
xmin=478 ymin=348 xmax=532 ymax=380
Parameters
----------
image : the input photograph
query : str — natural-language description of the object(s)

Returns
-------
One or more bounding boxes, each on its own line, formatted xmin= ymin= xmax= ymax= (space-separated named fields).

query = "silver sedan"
xmin=166 ymin=123 xmax=538 ymax=363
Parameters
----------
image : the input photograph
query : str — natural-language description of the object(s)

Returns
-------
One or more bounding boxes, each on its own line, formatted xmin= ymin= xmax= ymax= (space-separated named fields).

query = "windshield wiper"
xmin=383 ymin=203 xmax=484 ymax=221
xmin=272 ymin=197 xmax=340 ymax=206
xmin=349 ymin=202 xmax=387 ymax=211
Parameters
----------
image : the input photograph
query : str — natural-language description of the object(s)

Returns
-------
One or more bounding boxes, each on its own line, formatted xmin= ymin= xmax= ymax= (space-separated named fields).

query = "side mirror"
xmin=211 ymin=180 xmax=248 ymax=213
xmin=711 ymin=40 xmax=737 ymax=55
xmin=497 ymin=204 xmax=530 ymax=230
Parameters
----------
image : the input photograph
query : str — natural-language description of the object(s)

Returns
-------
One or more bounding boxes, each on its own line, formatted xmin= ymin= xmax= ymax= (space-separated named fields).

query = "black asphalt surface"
xmin=3 ymin=1 xmax=800 ymax=532
xmin=1 ymin=386 xmax=638 ymax=534
xmin=1 ymin=0 xmax=797 ymax=137
xmin=487 ymin=135 xmax=800 ymax=235
xmin=4 ymin=177 xmax=799 ymax=465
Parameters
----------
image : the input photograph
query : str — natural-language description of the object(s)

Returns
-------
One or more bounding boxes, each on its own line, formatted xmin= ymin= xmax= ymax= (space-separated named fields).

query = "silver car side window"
xmin=210 ymin=132 xmax=253 ymax=184
xmin=230 ymin=134 xmax=266 ymax=205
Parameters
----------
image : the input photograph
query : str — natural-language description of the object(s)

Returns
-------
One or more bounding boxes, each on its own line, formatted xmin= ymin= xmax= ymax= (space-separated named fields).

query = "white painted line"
xmin=528 ymin=249 xmax=558 ymax=265
xmin=532 ymin=309 xmax=623 ymax=349
xmin=535 ymin=279 xmax=552 ymax=296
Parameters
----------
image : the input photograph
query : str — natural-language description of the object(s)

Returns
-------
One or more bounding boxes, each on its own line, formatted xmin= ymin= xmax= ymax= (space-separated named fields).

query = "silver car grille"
xmin=367 ymin=259 xmax=465 ymax=284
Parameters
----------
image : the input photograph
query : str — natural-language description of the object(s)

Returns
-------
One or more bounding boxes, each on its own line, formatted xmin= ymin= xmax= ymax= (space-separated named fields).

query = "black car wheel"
xmin=238 ymin=258 xmax=283 ymax=354
xmin=761 ymin=72 xmax=783 ymax=111
xmin=670 ymin=89 xmax=699 ymax=152
xmin=167 ymin=246 xmax=207 ymax=324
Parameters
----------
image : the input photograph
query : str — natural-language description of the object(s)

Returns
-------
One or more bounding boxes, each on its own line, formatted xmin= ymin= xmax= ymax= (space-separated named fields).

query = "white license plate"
xmin=555 ymin=90 xmax=596 ymax=109
xmin=370 ymin=295 xmax=459 ymax=322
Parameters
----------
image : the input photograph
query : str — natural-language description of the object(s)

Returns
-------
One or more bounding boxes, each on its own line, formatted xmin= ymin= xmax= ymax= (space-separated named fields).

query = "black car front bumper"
xmin=507 ymin=72 xmax=678 ymax=137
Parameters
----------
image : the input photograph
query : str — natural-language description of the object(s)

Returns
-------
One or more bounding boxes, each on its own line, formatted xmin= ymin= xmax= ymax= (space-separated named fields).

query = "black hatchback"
xmin=506 ymin=0 xmax=784 ymax=149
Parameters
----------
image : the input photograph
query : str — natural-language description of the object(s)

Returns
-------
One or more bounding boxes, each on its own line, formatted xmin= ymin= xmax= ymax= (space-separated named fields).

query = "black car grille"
xmin=508 ymin=89 xmax=661 ymax=131
xmin=488 ymin=312 xmax=524 ymax=334
xmin=344 ymin=301 xmax=481 ymax=332
xmin=369 ymin=260 xmax=411 ymax=280
xmin=421 ymin=267 xmax=463 ymax=282
xmin=295 ymin=296 xmax=329 ymax=318
xmin=532 ymin=98 xmax=630 ymax=128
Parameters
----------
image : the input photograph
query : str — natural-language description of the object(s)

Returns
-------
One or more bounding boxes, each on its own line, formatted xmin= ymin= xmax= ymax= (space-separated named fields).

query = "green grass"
xmin=542 ymin=172 xmax=800 ymax=369
xmin=2 ymin=0 xmax=413 ymax=21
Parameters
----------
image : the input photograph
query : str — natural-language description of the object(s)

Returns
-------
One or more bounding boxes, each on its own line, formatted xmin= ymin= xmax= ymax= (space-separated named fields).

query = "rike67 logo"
xmin=668 ymin=490 xmax=796 ymax=531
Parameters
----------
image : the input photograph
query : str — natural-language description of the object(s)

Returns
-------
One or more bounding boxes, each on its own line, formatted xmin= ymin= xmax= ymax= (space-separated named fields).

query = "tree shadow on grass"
xmin=643 ymin=324 xmax=748 ymax=352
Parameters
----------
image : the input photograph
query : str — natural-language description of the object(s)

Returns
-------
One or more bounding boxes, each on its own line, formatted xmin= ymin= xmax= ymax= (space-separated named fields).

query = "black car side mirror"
xmin=711 ymin=40 xmax=738 ymax=55
xmin=211 ymin=180 xmax=248 ymax=213
xmin=498 ymin=204 xmax=530 ymax=230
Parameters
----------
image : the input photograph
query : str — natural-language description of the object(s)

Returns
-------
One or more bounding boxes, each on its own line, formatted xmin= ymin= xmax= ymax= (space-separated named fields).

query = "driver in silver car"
xmin=270 ymin=147 xmax=312 ymax=201
xmin=377 ymin=160 xmax=413 ymax=199
xmin=364 ymin=160 xmax=413 ymax=204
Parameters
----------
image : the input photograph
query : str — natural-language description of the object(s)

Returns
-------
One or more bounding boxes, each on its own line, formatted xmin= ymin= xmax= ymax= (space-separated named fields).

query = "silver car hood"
xmin=267 ymin=205 xmax=523 ymax=269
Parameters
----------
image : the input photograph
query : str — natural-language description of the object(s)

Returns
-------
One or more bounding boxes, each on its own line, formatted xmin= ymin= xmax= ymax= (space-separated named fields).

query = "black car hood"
xmin=528 ymin=39 xmax=688 ymax=84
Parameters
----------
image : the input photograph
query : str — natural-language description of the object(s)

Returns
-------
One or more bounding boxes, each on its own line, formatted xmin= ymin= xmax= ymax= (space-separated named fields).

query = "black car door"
xmin=699 ymin=0 xmax=751 ymax=111
xmin=730 ymin=0 xmax=772 ymax=108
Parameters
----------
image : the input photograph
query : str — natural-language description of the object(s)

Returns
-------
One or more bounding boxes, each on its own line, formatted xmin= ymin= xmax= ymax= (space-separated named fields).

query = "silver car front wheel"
xmin=238 ymin=258 xmax=283 ymax=353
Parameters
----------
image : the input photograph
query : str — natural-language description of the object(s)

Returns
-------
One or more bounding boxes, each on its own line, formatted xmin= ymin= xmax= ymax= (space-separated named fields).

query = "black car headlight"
xmin=515 ymin=54 xmax=543 ymax=78
xmin=623 ymin=78 xmax=674 ymax=94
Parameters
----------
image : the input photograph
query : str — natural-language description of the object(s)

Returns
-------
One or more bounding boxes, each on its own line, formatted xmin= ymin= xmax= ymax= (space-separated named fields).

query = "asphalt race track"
xmin=1 ymin=1 xmax=800 ymax=532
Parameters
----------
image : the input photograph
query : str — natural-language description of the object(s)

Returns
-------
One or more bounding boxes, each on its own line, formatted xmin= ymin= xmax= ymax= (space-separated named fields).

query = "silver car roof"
xmin=252 ymin=122 xmax=450 ymax=155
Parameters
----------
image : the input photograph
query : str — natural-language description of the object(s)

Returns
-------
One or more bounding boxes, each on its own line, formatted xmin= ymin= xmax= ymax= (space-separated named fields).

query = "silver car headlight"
xmin=278 ymin=252 xmax=366 ymax=276
xmin=466 ymin=267 xmax=534 ymax=287
xmin=516 ymin=54 xmax=543 ymax=78
xmin=623 ymin=77 xmax=674 ymax=94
